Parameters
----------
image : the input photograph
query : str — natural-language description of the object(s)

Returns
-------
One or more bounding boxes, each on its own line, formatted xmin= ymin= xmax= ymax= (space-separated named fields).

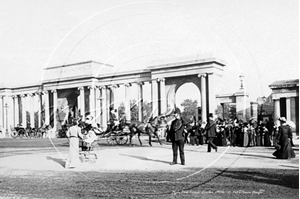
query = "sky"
xmin=0 ymin=0 xmax=298 ymax=104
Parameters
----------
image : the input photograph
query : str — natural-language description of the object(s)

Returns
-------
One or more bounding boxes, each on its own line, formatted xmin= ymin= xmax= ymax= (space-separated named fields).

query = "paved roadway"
xmin=0 ymin=137 xmax=299 ymax=198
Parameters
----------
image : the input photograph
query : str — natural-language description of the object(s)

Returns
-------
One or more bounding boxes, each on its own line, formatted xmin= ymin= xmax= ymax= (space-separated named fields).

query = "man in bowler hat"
xmin=204 ymin=113 xmax=218 ymax=152
xmin=169 ymin=108 xmax=187 ymax=165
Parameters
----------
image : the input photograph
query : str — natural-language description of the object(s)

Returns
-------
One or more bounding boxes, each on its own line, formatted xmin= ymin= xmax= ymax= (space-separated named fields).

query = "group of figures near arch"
xmin=178 ymin=115 xmax=296 ymax=159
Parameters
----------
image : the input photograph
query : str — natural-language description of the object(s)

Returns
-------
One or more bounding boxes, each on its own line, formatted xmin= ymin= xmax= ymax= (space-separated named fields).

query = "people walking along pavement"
xmin=204 ymin=113 xmax=218 ymax=153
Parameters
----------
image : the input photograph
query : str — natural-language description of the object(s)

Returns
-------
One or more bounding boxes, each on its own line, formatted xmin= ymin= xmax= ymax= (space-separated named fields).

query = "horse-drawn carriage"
xmin=11 ymin=125 xmax=50 ymax=139
xmin=79 ymin=113 xmax=168 ymax=148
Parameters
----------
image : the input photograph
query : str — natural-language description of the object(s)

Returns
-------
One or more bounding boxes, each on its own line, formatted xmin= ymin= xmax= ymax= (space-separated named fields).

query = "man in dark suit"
xmin=204 ymin=113 xmax=218 ymax=152
xmin=169 ymin=108 xmax=186 ymax=165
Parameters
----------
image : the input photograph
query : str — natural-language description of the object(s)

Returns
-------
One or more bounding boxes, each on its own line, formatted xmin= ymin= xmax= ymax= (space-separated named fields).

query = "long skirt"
xmin=243 ymin=132 xmax=248 ymax=147
xmin=65 ymin=137 xmax=81 ymax=168
xmin=264 ymin=133 xmax=271 ymax=146
xmin=273 ymin=140 xmax=296 ymax=159
xmin=248 ymin=133 xmax=255 ymax=146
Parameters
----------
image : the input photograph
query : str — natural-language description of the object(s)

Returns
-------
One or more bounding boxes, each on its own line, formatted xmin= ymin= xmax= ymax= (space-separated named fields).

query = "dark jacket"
xmin=204 ymin=119 xmax=217 ymax=138
xmin=169 ymin=118 xmax=186 ymax=142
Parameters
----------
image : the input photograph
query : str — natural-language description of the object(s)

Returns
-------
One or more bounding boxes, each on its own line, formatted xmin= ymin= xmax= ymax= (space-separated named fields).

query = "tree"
xmin=180 ymin=99 xmax=198 ymax=122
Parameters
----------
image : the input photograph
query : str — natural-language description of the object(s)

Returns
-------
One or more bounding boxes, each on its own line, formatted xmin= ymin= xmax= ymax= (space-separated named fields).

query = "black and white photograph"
xmin=0 ymin=0 xmax=298 ymax=198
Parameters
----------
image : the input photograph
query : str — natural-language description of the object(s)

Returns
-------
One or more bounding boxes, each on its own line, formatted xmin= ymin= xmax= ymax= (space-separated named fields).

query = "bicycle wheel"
xmin=116 ymin=135 xmax=128 ymax=145
xmin=11 ymin=131 xmax=18 ymax=139
xmin=106 ymin=135 xmax=116 ymax=145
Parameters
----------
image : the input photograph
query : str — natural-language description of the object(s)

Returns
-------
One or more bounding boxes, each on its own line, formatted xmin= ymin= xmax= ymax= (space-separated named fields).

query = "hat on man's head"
xmin=278 ymin=117 xmax=287 ymax=123
xmin=174 ymin=108 xmax=181 ymax=114
xmin=208 ymin=113 xmax=214 ymax=118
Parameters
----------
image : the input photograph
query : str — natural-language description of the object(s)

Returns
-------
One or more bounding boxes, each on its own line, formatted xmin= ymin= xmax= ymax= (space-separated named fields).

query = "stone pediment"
xmin=42 ymin=61 xmax=114 ymax=83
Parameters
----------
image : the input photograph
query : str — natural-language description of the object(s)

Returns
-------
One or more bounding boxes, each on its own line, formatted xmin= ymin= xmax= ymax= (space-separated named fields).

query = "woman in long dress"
xmin=263 ymin=124 xmax=271 ymax=146
xmin=242 ymin=123 xmax=249 ymax=147
xmin=65 ymin=119 xmax=83 ymax=169
xmin=273 ymin=117 xmax=296 ymax=159
xmin=247 ymin=123 xmax=255 ymax=147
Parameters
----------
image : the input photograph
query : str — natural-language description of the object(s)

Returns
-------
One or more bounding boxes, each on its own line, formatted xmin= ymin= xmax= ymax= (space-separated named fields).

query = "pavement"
xmin=0 ymin=138 xmax=298 ymax=174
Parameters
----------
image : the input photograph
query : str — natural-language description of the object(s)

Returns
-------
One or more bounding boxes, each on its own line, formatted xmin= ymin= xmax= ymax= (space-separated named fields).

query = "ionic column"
xmin=3 ymin=99 xmax=8 ymax=136
xmin=286 ymin=98 xmax=291 ymax=121
xmin=125 ymin=83 xmax=131 ymax=121
xmin=158 ymin=78 xmax=166 ymax=115
xmin=137 ymin=82 xmax=144 ymax=122
xmin=274 ymin=99 xmax=280 ymax=120
xmin=0 ymin=96 xmax=3 ymax=128
xmin=44 ymin=91 xmax=50 ymax=125
xmin=207 ymin=73 xmax=216 ymax=116
xmin=88 ymin=86 xmax=96 ymax=119
xmin=198 ymin=73 xmax=207 ymax=121
xmin=38 ymin=93 xmax=42 ymax=127
xmin=99 ymin=86 xmax=108 ymax=127
xmin=78 ymin=87 xmax=85 ymax=120
xmin=21 ymin=94 xmax=27 ymax=127
xmin=52 ymin=90 xmax=58 ymax=132
xmin=108 ymin=85 xmax=118 ymax=109
xmin=29 ymin=93 xmax=35 ymax=128
xmin=151 ymin=79 xmax=159 ymax=117
xmin=12 ymin=96 xmax=18 ymax=127
xmin=95 ymin=87 xmax=101 ymax=125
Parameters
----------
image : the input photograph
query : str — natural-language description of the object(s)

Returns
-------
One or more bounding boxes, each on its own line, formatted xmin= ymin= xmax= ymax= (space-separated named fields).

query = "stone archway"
xmin=57 ymin=88 xmax=80 ymax=128
xmin=165 ymin=74 xmax=203 ymax=117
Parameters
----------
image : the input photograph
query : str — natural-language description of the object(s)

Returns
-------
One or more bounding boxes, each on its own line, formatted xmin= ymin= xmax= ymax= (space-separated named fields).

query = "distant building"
xmin=269 ymin=79 xmax=299 ymax=135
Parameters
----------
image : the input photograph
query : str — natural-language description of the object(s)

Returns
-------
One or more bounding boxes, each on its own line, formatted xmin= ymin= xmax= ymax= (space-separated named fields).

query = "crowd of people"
xmin=167 ymin=114 xmax=294 ymax=149
xmin=64 ymin=107 xmax=296 ymax=168
xmin=166 ymin=108 xmax=296 ymax=165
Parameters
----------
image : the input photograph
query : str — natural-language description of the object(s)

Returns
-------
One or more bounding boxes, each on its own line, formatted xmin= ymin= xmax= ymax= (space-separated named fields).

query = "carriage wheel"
xmin=18 ymin=129 xmax=26 ymax=138
xmin=106 ymin=135 xmax=116 ymax=145
xmin=11 ymin=131 xmax=18 ymax=139
xmin=116 ymin=135 xmax=128 ymax=145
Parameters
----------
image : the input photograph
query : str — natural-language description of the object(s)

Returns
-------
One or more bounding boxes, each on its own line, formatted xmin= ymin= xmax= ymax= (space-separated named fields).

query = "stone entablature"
xmin=42 ymin=61 xmax=114 ymax=83
xmin=269 ymin=79 xmax=299 ymax=89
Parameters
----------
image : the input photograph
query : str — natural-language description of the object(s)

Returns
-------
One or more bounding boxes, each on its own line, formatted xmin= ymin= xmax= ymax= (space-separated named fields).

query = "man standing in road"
xmin=204 ymin=113 xmax=218 ymax=152
xmin=169 ymin=108 xmax=186 ymax=165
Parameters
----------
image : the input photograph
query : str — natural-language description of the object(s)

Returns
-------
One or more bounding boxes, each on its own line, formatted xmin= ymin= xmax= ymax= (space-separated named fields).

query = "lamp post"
xmin=5 ymin=103 xmax=8 ymax=137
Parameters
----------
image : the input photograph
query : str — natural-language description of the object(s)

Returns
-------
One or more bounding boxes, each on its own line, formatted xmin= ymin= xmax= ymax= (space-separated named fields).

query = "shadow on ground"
xmin=216 ymin=168 xmax=299 ymax=189
xmin=46 ymin=156 xmax=65 ymax=168
xmin=120 ymin=154 xmax=170 ymax=164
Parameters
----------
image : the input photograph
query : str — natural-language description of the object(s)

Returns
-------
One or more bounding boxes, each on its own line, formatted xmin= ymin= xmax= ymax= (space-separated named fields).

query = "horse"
xmin=127 ymin=115 xmax=171 ymax=146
